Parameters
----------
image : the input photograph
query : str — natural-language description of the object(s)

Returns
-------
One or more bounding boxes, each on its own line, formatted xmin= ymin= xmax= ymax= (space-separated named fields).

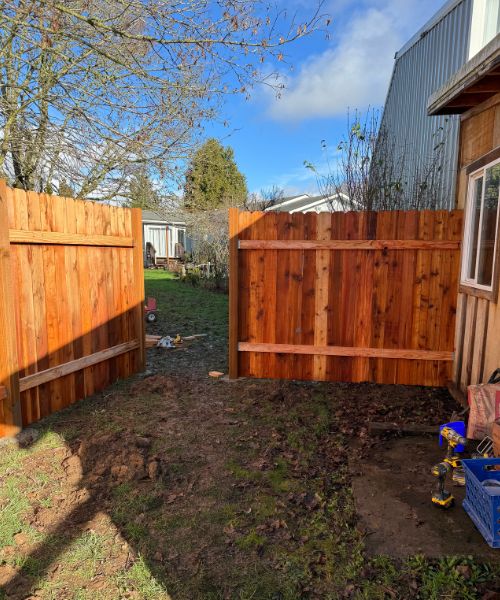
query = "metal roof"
xmin=377 ymin=0 xmax=473 ymax=209
xmin=396 ymin=0 xmax=466 ymax=58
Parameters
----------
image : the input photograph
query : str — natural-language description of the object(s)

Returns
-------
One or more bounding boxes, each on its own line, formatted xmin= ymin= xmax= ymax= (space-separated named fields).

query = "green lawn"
xmin=144 ymin=270 xmax=228 ymax=375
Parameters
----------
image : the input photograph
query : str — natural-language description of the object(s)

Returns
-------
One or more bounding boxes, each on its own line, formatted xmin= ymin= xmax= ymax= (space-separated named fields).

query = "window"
xmin=469 ymin=0 xmax=500 ymax=59
xmin=461 ymin=158 xmax=500 ymax=298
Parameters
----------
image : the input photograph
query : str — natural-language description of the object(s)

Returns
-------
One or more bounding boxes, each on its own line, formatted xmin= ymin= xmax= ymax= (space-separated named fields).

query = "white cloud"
xmin=268 ymin=0 xmax=437 ymax=121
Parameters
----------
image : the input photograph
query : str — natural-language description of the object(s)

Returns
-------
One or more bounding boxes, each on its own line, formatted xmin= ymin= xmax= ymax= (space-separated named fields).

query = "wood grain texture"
xmin=234 ymin=209 xmax=462 ymax=386
xmin=228 ymin=208 xmax=240 ymax=378
xmin=239 ymin=342 xmax=453 ymax=360
xmin=0 ymin=181 xmax=22 ymax=436
xmin=460 ymin=294 xmax=478 ymax=391
xmin=131 ymin=208 xmax=146 ymax=373
xmin=19 ymin=341 xmax=140 ymax=392
xmin=239 ymin=239 xmax=460 ymax=250
xmin=0 ymin=183 xmax=144 ymax=438
xmin=9 ymin=229 xmax=133 ymax=247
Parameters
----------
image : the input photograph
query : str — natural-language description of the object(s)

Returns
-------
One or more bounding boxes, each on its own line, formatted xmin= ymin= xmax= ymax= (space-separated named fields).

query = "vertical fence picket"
xmin=0 ymin=181 xmax=22 ymax=436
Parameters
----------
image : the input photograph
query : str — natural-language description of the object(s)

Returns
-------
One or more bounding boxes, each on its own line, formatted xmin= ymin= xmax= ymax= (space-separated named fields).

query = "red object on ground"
xmin=144 ymin=297 xmax=158 ymax=322
xmin=145 ymin=297 xmax=157 ymax=312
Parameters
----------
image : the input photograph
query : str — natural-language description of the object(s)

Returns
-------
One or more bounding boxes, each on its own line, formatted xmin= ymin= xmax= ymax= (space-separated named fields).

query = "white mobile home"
xmin=142 ymin=210 xmax=192 ymax=266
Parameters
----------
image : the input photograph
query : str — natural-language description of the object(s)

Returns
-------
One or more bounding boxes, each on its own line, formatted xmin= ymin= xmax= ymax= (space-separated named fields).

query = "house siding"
xmin=454 ymin=93 xmax=500 ymax=389
xmin=378 ymin=0 xmax=473 ymax=209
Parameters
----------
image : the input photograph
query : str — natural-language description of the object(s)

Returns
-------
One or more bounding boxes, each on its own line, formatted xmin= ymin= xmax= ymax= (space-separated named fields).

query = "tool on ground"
xmin=144 ymin=297 xmax=158 ymax=323
xmin=157 ymin=335 xmax=175 ymax=348
xmin=431 ymin=461 xmax=454 ymax=508
xmin=440 ymin=425 xmax=467 ymax=469
xmin=431 ymin=424 xmax=467 ymax=507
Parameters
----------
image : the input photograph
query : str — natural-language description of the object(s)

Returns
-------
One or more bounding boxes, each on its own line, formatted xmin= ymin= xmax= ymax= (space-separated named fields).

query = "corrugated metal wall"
xmin=377 ymin=0 xmax=472 ymax=209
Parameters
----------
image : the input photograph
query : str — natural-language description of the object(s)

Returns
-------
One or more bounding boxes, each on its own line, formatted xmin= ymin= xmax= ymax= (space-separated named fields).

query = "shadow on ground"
xmin=2 ymin=368 xmax=500 ymax=599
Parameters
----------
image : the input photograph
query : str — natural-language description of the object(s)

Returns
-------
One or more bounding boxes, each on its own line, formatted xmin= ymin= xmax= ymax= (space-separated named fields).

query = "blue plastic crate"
xmin=462 ymin=458 xmax=500 ymax=548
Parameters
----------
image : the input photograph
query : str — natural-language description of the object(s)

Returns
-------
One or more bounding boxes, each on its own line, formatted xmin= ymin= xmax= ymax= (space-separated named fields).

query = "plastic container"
xmin=462 ymin=458 xmax=500 ymax=548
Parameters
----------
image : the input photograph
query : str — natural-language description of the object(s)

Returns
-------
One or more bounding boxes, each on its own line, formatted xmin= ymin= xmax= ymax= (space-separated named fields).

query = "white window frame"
xmin=461 ymin=156 xmax=500 ymax=299
xmin=469 ymin=0 xmax=500 ymax=59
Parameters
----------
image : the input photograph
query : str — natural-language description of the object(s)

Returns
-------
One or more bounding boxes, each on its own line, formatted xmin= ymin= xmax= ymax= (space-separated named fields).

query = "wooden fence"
xmin=0 ymin=181 xmax=145 ymax=437
xmin=229 ymin=208 xmax=463 ymax=387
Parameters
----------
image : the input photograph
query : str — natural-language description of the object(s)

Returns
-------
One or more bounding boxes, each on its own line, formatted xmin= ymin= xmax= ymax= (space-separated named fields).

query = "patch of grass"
xmin=266 ymin=457 xmax=293 ymax=493
xmin=12 ymin=554 xmax=45 ymax=579
xmin=66 ymin=530 xmax=105 ymax=569
xmin=226 ymin=459 xmax=262 ymax=482
xmin=407 ymin=555 xmax=496 ymax=600
xmin=111 ymin=484 xmax=163 ymax=549
xmin=144 ymin=270 xmax=227 ymax=341
xmin=124 ymin=522 xmax=149 ymax=544
xmin=236 ymin=529 xmax=266 ymax=550
xmin=117 ymin=555 xmax=171 ymax=600
xmin=0 ymin=477 xmax=31 ymax=546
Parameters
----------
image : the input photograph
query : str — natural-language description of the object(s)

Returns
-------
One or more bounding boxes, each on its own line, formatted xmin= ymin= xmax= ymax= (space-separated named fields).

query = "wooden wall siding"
xmin=0 ymin=183 xmax=145 ymax=437
xmin=453 ymin=93 xmax=500 ymax=390
xmin=230 ymin=208 xmax=463 ymax=386
xmin=456 ymin=93 xmax=500 ymax=208
xmin=453 ymin=290 xmax=500 ymax=391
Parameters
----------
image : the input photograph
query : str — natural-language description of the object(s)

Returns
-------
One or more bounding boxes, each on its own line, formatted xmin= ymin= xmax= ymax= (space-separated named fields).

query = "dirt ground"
xmin=352 ymin=437 xmax=500 ymax=560
xmin=1 ymin=273 xmax=500 ymax=599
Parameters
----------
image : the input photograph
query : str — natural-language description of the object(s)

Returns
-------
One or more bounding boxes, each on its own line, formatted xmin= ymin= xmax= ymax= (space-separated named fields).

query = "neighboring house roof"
xmin=376 ymin=0 xmax=473 ymax=210
xmin=142 ymin=209 xmax=185 ymax=225
xmin=265 ymin=193 xmax=350 ymax=213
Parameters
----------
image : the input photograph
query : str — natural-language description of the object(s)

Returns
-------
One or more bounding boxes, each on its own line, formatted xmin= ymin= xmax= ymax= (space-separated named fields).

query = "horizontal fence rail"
xmin=229 ymin=207 xmax=463 ymax=387
xmin=238 ymin=342 xmax=454 ymax=361
xmin=9 ymin=229 xmax=135 ymax=247
xmin=0 ymin=182 xmax=145 ymax=437
xmin=239 ymin=239 xmax=461 ymax=250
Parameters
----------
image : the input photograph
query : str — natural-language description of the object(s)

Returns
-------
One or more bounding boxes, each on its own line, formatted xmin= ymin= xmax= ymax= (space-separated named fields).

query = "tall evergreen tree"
xmin=184 ymin=139 xmax=248 ymax=210
xmin=126 ymin=169 xmax=160 ymax=209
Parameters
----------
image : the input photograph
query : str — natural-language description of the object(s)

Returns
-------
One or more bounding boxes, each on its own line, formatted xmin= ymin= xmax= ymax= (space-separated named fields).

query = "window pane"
xmin=477 ymin=164 xmax=500 ymax=286
xmin=467 ymin=176 xmax=483 ymax=279
xmin=483 ymin=0 xmax=500 ymax=45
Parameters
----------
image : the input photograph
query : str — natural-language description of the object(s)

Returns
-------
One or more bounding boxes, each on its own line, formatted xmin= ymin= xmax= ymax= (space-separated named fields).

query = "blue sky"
xmin=207 ymin=0 xmax=442 ymax=196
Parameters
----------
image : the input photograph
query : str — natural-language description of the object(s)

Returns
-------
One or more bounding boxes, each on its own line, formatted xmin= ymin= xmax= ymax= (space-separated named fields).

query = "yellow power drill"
xmin=431 ymin=426 xmax=467 ymax=508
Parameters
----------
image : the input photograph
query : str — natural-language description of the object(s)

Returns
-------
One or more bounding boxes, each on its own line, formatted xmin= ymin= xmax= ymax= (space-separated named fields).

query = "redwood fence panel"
xmin=0 ymin=181 xmax=145 ymax=437
xmin=229 ymin=208 xmax=463 ymax=387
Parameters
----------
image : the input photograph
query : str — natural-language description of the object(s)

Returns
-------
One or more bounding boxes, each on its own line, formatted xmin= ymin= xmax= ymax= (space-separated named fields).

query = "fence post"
xmin=229 ymin=208 xmax=239 ymax=379
xmin=0 ymin=180 xmax=22 ymax=437
xmin=131 ymin=208 xmax=145 ymax=372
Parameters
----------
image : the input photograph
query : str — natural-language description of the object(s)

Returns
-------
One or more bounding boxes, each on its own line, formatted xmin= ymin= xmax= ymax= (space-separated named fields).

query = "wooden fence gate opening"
xmin=0 ymin=181 xmax=145 ymax=438
xmin=229 ymin=208 xmax=463 ymax=387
